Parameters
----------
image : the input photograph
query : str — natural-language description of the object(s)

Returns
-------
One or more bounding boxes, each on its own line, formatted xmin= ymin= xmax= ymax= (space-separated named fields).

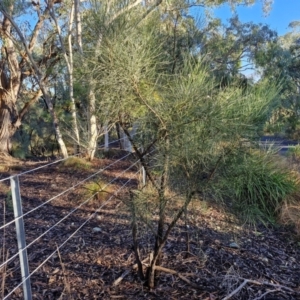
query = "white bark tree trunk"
xmin=87 ymin=86 xmax=98 ymax=160
xmin=74 ymin=0 xmax=83 ymax=53
xmin=119 ymin=123 xmax=138 ymax=152
xmin=68 ymin=3 xmax=80 ymax=153
xmin=75 ymin=0 xmax=99 ymax=160
xmin=49 ymin=3 xmax=80 ymax=154
xmin=46 ymin=95 xmax=69 ymax=158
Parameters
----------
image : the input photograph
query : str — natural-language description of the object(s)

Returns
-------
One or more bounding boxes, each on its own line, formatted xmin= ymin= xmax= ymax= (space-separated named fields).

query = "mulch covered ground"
xmin=0 ymin=153 xmax=300 ymax=300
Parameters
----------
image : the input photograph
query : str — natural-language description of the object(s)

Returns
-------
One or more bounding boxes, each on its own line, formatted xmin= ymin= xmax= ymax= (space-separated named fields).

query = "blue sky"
xmin=213 ymin=0 xmax=300 ymax=36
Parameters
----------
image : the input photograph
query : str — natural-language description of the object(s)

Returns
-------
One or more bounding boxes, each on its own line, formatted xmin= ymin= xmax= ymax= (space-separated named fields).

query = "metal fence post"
xmin=10 ymin=175 xmax=32 ymax=300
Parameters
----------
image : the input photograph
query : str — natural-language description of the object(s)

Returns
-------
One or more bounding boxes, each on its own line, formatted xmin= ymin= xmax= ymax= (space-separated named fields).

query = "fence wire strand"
xmin=0 ymin=151 xmax=132 ymax=232
xmin=1 ymin=140 xmax=151 ymax=299
xmin=0 ymin=159 xmax=140 ymax=271
xmin=0 ymin=132 xmax=139 ymax=183
xmin=3 ymin=168 xmax=140 ymax=300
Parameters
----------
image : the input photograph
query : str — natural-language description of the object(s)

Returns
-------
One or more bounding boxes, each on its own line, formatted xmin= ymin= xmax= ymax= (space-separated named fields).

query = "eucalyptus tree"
xmin=254 ymin=22 xmax=300 ymax=136
xmin=0 ymin=0 xmax=68 ymax=157
xmin=195 ymin=15 xmax=277 ymax=86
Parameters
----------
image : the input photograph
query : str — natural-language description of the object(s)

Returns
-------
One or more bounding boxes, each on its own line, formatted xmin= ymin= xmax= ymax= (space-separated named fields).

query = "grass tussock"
xmin=80 ymin=180 xmax=116 ymax=206
xmin=61 ymin=157 xmax=92 ymax=171
xmin=224 ymin=150 xmax=299 ymax=226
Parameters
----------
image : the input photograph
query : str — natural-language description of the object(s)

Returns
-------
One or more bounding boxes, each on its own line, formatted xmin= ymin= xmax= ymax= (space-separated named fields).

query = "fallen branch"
xmin=222 ymin=279 xmax=248 ymax=300
xmin=222 ymin=277 xmax=296 ymax=300
xmin=154 ymin=265 xmax=200 ymax=289
xmin=112 ymin=261 xmax=201 ymax=289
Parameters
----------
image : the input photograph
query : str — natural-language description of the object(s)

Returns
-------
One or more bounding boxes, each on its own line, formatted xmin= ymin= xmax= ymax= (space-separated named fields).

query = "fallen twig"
xmin=253 ymin=289 xmax=280 ymax=300
xmin=222 ymin=279 xmax=248 ymax=300
xmin=154 ymin=265 xmax=200 ymax=289
xmin=222 ymin=276 xmax=296 ymax=300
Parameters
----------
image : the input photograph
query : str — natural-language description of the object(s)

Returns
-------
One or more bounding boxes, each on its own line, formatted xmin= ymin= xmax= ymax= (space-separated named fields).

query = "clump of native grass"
xmin=80 ymin=179 xmax=116 ymax=207
xmin=220 ymin=150 xmax=298 ymax=226
xmin=0 ymin=165 xmax=8 ymax=172
xmin=61 ymin=157 xmax=91 ymax=171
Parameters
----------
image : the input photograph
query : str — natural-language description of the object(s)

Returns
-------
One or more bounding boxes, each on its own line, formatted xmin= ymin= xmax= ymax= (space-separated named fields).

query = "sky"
xmin=213 ymin=0 xmax=300 ymax=36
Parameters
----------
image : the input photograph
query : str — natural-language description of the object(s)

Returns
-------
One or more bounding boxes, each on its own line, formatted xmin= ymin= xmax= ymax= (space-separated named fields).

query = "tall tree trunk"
xmin=75 ymin=0 xmax=99 ymax=159
xmin=66 ymin=2 xmax=80 ymax=153
xmin=49 ymin=2 xmax=80 ymax=153
xmin=87 ymin=85 xmax=98 ymax=160
xmin=74 ymin=0 xmax=83 ymax=53
xmin=46 ymin=96 xmax=69 ymax=158
xmin=0 ymin=5 xmax=21 ymax=154
xmin=0 ymin=98 xmax=14 ymax=153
